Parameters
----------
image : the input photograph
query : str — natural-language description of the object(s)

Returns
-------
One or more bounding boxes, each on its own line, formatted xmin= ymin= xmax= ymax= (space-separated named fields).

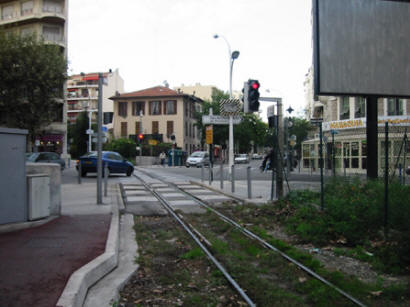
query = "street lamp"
xmin=214 ymin=34 xmax=240 ymax=170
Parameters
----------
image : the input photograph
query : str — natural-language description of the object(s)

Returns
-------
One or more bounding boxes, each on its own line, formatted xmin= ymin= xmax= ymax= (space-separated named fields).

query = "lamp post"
xmin=213 ymin=34 xmax=240 ymax=170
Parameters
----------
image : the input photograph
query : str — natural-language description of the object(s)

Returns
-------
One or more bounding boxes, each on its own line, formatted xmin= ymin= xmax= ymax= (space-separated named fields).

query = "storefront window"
xmin=361 ymin=141 xmax=367 ymax=169
xmin=351 ymin=142 xmax=359 ymax=168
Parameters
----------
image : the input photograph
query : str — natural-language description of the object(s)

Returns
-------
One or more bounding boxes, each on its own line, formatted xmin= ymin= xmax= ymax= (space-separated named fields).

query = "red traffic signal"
xmin=251 ymin=81 xmax=260 ymax=90
xmin=138 ymin=133 xmax=144 ymax=141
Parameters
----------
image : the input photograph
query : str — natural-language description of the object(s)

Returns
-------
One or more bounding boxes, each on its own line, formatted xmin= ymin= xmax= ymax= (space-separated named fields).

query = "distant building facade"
xmin=174 ymin=83 xmax=218 ymax=101
xmin=302 ymin=67 xmax=410 ymax=174
xmin=0 ymin=0 xmax=68 ymax=155
xmin=110 ymin=86 xmax=203 ymax=154
xmin=67 ymin=69 xmax=124 ymax=130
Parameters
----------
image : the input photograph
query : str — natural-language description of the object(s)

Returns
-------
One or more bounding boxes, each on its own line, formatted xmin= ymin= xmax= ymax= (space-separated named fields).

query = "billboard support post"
xmin=366 ymin=96 xmax=378 ymax=179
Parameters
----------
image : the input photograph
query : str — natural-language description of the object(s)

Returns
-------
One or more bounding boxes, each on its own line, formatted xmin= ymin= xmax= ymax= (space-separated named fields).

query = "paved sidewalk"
xmin=0 ymin=181 xmax=117 ymax=307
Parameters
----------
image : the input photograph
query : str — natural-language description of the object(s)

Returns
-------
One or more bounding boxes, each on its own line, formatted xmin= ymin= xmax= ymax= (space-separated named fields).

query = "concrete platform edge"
xmin=56 ymin=185 xmax=121 ymax=307
xmin=0 ymin=215 xmax=59 ymax=234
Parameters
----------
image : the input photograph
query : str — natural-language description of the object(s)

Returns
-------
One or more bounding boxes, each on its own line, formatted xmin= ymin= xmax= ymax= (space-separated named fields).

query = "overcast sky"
xmin=68 ymin=0 xmax=313 ymax=120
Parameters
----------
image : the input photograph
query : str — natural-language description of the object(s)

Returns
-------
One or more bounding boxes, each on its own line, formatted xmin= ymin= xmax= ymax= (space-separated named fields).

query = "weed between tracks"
xmin=118 ymin=216 xmax=246 ymax=306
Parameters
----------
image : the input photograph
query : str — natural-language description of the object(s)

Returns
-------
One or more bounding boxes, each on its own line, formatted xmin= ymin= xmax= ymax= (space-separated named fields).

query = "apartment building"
xmin=67 ymin=69 xmax=124 ymax=131
xmin=111 ymin=86 xmax=203 ymax=154
xmin=0 ymin=0 xmax=68 ymax=155
xmin=303 ymin=67 xmax=410 ymax=174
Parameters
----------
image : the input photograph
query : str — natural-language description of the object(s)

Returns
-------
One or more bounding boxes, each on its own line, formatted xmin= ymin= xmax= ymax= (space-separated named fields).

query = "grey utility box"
xmin=27 ymin=174 xmax=50 ymax=220
xmin=0 ymin=127 xmax=28 ymax=225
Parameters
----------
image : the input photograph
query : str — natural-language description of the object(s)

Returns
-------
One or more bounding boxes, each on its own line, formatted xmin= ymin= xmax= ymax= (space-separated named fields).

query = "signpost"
xmin=202 ymin=115 xmax=242 ymax=125
xmin=206 ymin=125 xmax=213 ymax=145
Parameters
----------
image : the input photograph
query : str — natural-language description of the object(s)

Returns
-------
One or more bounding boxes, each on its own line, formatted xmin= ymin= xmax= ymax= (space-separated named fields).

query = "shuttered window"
xmin=167 ymin=121 xmax=173 ymax=137
xmin=152 ymin=121 xmax=159 ymax=134
xmin=121 ymin=122 xmax=127 ymax=137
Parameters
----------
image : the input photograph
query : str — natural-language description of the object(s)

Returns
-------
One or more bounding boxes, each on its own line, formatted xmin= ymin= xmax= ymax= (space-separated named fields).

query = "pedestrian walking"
xmin=159 ymin=151 xmax=166 ymax=166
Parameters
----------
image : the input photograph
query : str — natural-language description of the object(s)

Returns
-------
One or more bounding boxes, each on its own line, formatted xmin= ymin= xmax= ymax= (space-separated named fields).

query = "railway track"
xmin=120 ymin=168 xmax=366 ymax=306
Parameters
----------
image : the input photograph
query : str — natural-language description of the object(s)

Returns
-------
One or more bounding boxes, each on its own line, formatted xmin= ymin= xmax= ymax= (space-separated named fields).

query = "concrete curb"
xmin=0 ymin=215 xmax=59 ymax=234
xmin=56 ymin=185 xmax=121 ymax=307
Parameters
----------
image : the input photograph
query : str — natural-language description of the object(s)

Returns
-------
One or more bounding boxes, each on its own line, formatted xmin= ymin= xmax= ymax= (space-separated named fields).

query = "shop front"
xmin=301 ymin=116 xmax=410 ymax=175
xmin=35 ymin=134 xmax=64 ymax=154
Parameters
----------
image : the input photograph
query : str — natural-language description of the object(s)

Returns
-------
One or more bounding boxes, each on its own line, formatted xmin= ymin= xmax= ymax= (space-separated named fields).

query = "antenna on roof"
xmin=163 ymin=80 xmax=169 ymax=88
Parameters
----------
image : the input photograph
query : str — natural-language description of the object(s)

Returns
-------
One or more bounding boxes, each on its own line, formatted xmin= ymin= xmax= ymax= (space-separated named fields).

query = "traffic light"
xmin=243 ymin=79 xmax=260 ymax=113
xmin=138 ymin=133 xmax=144 ymax=143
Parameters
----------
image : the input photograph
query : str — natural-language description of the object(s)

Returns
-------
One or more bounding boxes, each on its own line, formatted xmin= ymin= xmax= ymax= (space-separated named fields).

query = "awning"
xmin=83 ymin=74 xmax=99 ymax=81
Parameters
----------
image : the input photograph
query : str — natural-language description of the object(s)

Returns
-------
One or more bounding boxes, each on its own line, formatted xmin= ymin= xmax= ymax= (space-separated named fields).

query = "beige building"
xmin=303 ymin=67 xmax=410 ymax=174
xmin=0 ymin=0 xmax=68 ymax=156
xmin=174 ymin=83 xmax=218 ymax=101
xmin=111 ymin=86 xmax=203 ymax=154
xmin=67 ymin=69 xmax=124 ymax=130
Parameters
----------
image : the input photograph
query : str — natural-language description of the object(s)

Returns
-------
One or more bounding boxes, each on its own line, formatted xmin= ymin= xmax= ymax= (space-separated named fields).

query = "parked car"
xmin=234 ymin=154 xmax=250 ymax=164
xmin=26 ymin=152 xmax=65 ymax=170
xmin=186 ymin=151 xmax=210 ymax=168
xmin=76 ymin=151 xmax=134 ymax=177
xmin=252 ymin=153 xmax=263 ymax=160
xmin=406 ymin=166 xmax=410 ymax=175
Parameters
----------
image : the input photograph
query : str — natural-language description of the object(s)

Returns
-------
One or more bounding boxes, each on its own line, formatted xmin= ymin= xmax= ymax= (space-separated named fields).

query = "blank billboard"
xmin=313 ymin=0 xmax=410 ymax=98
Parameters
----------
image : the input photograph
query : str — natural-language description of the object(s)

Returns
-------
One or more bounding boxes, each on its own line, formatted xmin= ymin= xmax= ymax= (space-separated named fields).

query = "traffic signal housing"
xmin=243 ymin=79 xmax=260 ymax=113
xmin=138 ymin=133 xmax=144 ymax=143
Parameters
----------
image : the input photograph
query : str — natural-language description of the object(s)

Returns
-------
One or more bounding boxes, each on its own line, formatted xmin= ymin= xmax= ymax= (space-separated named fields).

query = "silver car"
xmin=27 ymin=152 xmax=66 ymax=170
xmin=186 ymin=151 xmax=210 ymax=167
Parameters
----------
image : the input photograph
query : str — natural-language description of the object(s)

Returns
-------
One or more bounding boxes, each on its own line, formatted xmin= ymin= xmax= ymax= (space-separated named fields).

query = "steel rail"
xmin=136 ymin=169 xmax=366 ymax=307
xmin=132 ymin=173 xmax=256 ymax=307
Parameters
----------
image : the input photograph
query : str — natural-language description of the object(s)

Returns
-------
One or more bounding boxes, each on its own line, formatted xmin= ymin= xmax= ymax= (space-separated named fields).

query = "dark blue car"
xmin=76 ymin=151 xmax=134 ymax=177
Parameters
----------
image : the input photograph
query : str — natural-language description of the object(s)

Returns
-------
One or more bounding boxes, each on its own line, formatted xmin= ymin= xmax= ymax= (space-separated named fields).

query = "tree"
xmin=234 ymin=113 xmax=268 ymax=153
xmin=287 ymin=117 xmax=315 ymax=159
xmin=194 ymin=88 xmax=269 ymax=152
xmin=68 ymin=112 xmax=89 ymax=158
xmin=194 ymin=89 xmax=229 ymax=148
xmin=0 ymin=33 xmax=67 ymax=148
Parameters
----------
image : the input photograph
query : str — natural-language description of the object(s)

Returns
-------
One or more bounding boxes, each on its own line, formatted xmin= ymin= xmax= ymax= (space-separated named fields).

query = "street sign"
xmin=267 ymin=105 xmax=275 ymax=118
xmin=86 ymin=129 xmax=94 ymax=135
xmin=148 ymin=139 xmax=158 ymax=146
xmin=202 ymin=115 xmax=242 ymax=125
xmin=220 ymin=99 xmax=241 ymax=116
xmin=206 ymin=125 xmax=213 ymax=144
xmin=92 ymin=137 xmax=107 ymax=143
xmin=310 ymin=118 xmax=323 ymax=125
xmin=102 ymin=126 xmax=108 ymax=133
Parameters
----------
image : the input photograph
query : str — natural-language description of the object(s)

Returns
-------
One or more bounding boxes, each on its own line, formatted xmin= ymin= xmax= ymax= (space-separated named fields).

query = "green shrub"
xmin=285 ymin=177 xmax=410 ymax=273
xmin=104 ymin=138 xmax=136 ymax=159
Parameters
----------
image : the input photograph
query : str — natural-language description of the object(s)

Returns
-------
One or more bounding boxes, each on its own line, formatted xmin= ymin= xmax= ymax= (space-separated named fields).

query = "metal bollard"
xmin=247 ymin=166 xmax=252 ymax=199
xmin=231 ymin=165 xmax=235 ymax=193
xmin=201 ymin=164 xmax=204 ymax=182
xmin=78 ymin=162 xmax=82 ymax=184
xmin=104 ymin=163 xmax=108 ymax=197
xmin=208 ymin=164 xmax=212 ymax=185
xmin=220 ymin=162 xmax=224 ymax=190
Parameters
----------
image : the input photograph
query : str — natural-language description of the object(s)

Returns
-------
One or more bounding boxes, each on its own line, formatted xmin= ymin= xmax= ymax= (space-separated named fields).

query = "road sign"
xmin=202 ymin=115 xmax=242 ymax=125
xmin=267 ymin=105 xmax=275 ymax=118
xmin=220 ymin=99 xmax=241 ymax=115
xmin=310 ymin=118 xmax=323 ymax=125
xmin=86 ymin=129 xmax=94 ymax=135
xmin=92 ymin=137 xmax=107 ymax=143
xmin=206 ymin=125 xmax=213 ymax=145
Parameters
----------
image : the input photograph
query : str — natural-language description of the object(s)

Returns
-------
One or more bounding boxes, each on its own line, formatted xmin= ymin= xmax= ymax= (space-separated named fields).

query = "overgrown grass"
xmin=282 ymin=177 xmax=410 ymax=274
